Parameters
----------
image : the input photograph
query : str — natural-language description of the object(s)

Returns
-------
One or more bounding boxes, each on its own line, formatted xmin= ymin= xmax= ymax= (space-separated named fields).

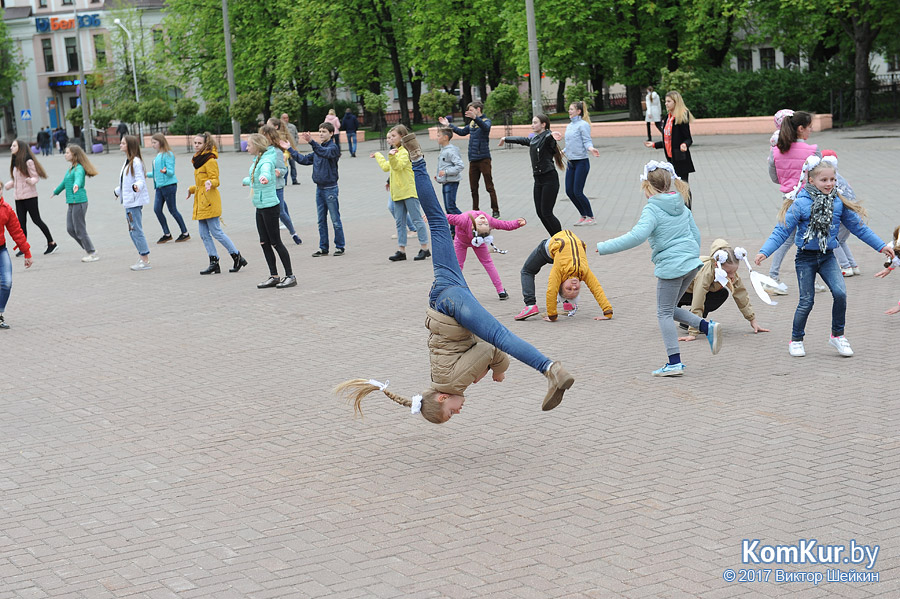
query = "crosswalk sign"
xmin=20 ymin=110 xmax=31 ymax=120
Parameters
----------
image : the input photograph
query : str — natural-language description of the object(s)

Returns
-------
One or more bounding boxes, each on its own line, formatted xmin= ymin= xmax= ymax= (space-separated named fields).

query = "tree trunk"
xmin=374 ymin=2 xmax=410 ymax=128
xmin=461 ymin=80 xmax=472 ymax=113
xmin=589 ymin=66 xmax=605 ymax=111
xmin=478 ymin=76 xmax=488 ymax=105
xmin=556 ymin=79 xmax=566 ymax=114
xmin=409 ymin=69 xmax=423 ymax=124
xmin=852 ymin=19 xmax=875 ymax=123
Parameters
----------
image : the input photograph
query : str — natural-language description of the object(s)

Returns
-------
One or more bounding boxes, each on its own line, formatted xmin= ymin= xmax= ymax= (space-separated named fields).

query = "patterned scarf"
xmin=801 ymin=183 xmax=835 ymax=253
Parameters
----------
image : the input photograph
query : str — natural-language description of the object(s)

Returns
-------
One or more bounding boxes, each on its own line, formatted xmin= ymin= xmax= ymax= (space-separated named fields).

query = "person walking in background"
xmin=5 ymin=139 xmax=56 ymax=255
xmin=51 ymin=145 xmax=98 ymax=262
xmin=38 ymin=128 xmax=51 ymax=156
xmin=325 ymin=109 xmax=342 ymax=152
xmin=562 ymin=101 xmax=600 ymax=226
xmin=645 ymin=91 xmax=695 ymax=192
xmin=439 ymin=101 xmax=501 ymax=218
xmin=115 ymin=136 xmax=152 ymax=271
xmin=341 ymin=108 xmax=359 ymax=157
xmin=149 ymin=133 xmax=190 ymax=244
xmin=280 ymin=113 xmax=300 ymax=185
xmin=116 ymin=122 xmax=129 ymax=143
xmin=644 ymin=86 xmax=661 ymax=141
xmin=187 ymin=132 xmax=247 ymax=276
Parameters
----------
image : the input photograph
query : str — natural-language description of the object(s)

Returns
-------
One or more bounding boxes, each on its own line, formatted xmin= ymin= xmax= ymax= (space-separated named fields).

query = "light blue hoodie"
xmin=596 ymin=191 xmax=702 ymax=279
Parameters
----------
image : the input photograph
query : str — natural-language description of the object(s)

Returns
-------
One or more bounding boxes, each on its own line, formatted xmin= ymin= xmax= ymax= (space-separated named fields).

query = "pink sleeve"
xmin=446 ymin=212 xmax=468 ymax=227
xmin=487 ymin=216 xmax=522 ymax=231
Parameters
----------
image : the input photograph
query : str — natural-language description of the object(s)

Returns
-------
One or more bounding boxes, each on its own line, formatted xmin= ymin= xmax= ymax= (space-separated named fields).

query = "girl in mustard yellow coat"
xmin=186 ymin=132 xmax=247 ymax=275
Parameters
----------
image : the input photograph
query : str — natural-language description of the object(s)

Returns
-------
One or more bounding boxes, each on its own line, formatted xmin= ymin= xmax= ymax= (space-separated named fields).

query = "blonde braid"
xmin=334 ymin=379 xmax=411 ymax=418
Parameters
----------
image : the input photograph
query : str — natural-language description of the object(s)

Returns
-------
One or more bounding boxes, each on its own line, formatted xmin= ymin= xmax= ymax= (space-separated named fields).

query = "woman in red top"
xmin=0 ymin=189 xmax=34 ymax=329
xmin=645 ymin=91 xmax=695 ymax=192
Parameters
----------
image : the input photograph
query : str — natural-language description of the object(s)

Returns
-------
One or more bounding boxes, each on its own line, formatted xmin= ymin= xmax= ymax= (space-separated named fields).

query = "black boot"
xmin=200 ymin=256 xmax=221 ymax=275
xmin=229 ymin=252 xmax=248 ymax=272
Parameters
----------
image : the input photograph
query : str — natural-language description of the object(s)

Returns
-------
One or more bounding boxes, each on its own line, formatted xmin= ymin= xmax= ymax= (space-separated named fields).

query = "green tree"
xmin=175 ymin=98 xmax=199 ymax=119
xmin=418 ymin=90 xmax=456 ymax=121
xmin=67 ymin=106 xmax=84 ymax=128
xmin=115 ymin=100 xmax=141 ymax=125
xmin=205 ymin=100 xmax=230 ymax=127
xmin=139 ymin=98 xmax=174 ymax=131
xmin=484 ymin=84 xmax=520 ymax=128
xmin=231 ymin=91 xmax=265 ymax=130
xmin=270 ymin=91 xmax=302 ymax=123
xmin=91 ymin=108 xmax=114 ymax=131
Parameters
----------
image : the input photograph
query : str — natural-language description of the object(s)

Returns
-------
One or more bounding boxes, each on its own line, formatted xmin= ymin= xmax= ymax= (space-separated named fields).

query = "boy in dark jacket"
xmin=282 ymin=122 xmax=345 ymax=257
xmin=439 ymin=101 xmax=501 ymax=218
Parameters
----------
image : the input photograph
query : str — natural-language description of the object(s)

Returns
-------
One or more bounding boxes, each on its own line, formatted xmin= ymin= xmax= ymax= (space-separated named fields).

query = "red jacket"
xmin=0 ymin=198 xmax=31 ymax=258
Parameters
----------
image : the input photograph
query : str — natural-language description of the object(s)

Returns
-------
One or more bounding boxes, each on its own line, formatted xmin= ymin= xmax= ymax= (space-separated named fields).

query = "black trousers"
xmin=533 ymin=171 xmax=561 ymax=236
xmin=677 ymin=287 xmax=729 ymax=318
xmin=256 ymin=205 xmax=292 ymax=277
xmin=16 ymin=198 xmax=53 ymax=244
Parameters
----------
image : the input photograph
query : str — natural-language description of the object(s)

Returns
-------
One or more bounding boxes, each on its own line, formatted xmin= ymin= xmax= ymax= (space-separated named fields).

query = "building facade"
xmin=1 ymin=0 xmax=165 ymax=143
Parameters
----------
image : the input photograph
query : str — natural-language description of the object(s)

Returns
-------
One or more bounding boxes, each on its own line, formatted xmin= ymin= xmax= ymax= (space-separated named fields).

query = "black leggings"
xmin=677 ymin=287 xmax=728 ymax=318
xmin=256 ymin=205 xmax=292 ymax=277
xmin=16 ymin=198 xmax=54 ymax=244
xmin=533 ymin=171 xmax=561 ymax=236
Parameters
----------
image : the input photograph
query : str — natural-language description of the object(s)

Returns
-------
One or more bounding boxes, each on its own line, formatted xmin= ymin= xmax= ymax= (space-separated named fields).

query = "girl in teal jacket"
xmin=51 ymin=145 xmax=99 ymax=262
xmin=150 ymin=133 xmax=189 ymax=243
xmin=596 ymin=161 xmax=721 ymax=377
xmin=243 ymin=134 xmax=295 ymax=289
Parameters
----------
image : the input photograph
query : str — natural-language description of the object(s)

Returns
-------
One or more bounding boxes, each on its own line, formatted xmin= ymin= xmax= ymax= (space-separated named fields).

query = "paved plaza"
xmin=2 ymin=123 xmax=900 ymax=598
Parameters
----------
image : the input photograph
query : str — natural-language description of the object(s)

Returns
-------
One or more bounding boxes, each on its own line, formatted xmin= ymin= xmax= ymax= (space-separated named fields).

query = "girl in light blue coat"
xmin=562 ymin=101 xmax=600 ymax=225
xmin=243 ymin=134 xmax=295 ymax=289
xmin=596 ymin=161 xmax=721 ymax=377
xmin=150 ymin=133 xmax=189 ymax=243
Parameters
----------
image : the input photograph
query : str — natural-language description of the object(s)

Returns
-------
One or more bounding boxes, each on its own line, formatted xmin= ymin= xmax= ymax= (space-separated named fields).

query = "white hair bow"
xmin=410 ymin=394 xmax=423 ymax=415
xmin=713 ymin=250 xmax=730 ymax=288
xmin=472 ymin=234 xmax=494 ymax=248
xmin=786 ymin=155 xmax=823 ymax=200
xmin=639 ymin=160 xmax=680 ymax=182
xmin=367 ymin=379 xmax=389 ymax=391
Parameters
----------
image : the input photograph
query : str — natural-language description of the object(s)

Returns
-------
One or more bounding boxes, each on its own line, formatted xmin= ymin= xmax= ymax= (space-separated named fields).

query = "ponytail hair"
xmin=335 ymin=379 xmax=447 ymax=424
xmin=640 ymin=167 xmax=691 ymax=206
xmin=776 ymin=111 xmax=812 ymax=154
xmin=535 ymin=114 xmax=565 ymax=170
xmin=571 ymin=101 xmax=590 ymax=121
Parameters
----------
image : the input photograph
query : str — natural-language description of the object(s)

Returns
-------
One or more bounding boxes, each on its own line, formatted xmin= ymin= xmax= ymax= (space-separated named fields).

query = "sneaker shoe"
xmin=498 ymin=290 xmax=509 ymax=300
xmin=175 ymin=233 xmax=191 ymax=242
xmin=542 ymin=362 xmax=574 ymax=411
xmin=292 ymin=234 xmax=302 ymax=245
xmin=573 ymin=217 xmax=586 ymax=226
xmin=390 ymin=233 xmax=398 ymax=239
xmin=312 ymin=249 xmax=329 ymax=257
xmin=582 ymin=217 xmax=596 ymax=226
xmin=279 ymin=223 xmax=287 ymax=230
xmin=492 ymin=210 xmax=501 ymax=219
xmin=828 ymin=335 xmax=853 ymax=357
xmin=707 ymin=320 xmax=722 ymax=355
xmin=763 ymin=279 xmax=788 ymax=295
xmin=788 ymin=341 xmax=806 ymax=357
xmin=389 ymin=251 xmax=406 ymax=262
xmin=562 ymin=302 xmax=575 ymax=312
xmin=44 ymin=242 xmax=58 ymax=255
xmin=333 ymin=248 xmax=345 ymax=256
xmin=652 ymin=363 xmax=685 ymax=377
xmin=257 ymin=276 xmax=280 ymax=289
xmin=156 ymin=234 xmax=173 ymax=244
xmin=815 ymin=282 xmax=827 ymax=292
xmin=841 ymin=267 xmax=854 ymax=277
xmin=276 ymin=275 xmax=297 ymax=289
xmin=81 ymin=253 xmax=99 ymax=262
xmin=0 ymin=314 xmax=7 ymax=329
xmin=130 ymin=260 xmax=151 ymax=271
xmin=413 ymin=249 xmax=431 ymax=261
xmin=515 ymin=305 xmax=539 ymax=320
xmin=15 ymin=250 xmax=23 ymax=257
xmin=851 ymin=266 xmax=861 ymax=275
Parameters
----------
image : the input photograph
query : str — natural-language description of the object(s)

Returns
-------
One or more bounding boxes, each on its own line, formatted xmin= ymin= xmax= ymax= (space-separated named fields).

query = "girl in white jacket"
xmin=114 ymin=136 xmax=152 ymax=270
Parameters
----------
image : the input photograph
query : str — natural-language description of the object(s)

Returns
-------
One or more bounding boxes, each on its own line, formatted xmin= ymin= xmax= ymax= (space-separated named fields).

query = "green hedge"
xmin=684 ymin=66 xmax=854 ymax=118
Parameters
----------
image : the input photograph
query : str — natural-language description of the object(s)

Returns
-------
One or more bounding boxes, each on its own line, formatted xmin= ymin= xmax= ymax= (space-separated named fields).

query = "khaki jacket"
xmin=425 ymin=308 xmax=509 ymax=396
xmin=189 ymin=151 xmax=222 ymax=220
xmin=685 ymin=238 xmax=755 ymax=335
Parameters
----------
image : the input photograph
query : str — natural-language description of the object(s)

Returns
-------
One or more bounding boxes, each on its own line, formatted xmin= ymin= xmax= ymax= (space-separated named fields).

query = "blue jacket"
xmin=242 ymin=146 xmax=279 ymax=209
xmin=759 ymin=186 xmax=885 ymax=256
xmin=596 ymin=191 xmax=702 ymax=279
xmin=341 ymin=112 xmax=359 ymax=133
xmin=151 ymin=151 xmax=177 ymax=188
xmin=451 ymin=115 xmax=492 ymax=161
xmin=287 ymin=140 xmax=340 ymax=187
xmin=563 ymin=116 xmax=594 ymax=160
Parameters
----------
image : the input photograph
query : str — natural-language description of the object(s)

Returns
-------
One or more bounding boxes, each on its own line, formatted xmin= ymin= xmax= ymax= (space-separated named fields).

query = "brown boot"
xmin=401 ymin=133 xmax=423 ymax=161
xmin=542 ymin=362 xmax=574 ymax=411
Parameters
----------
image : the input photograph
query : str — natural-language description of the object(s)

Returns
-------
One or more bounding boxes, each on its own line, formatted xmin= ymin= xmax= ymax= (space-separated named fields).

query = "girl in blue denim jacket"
xmin=755 ymin=155 xmax=895 ymax=357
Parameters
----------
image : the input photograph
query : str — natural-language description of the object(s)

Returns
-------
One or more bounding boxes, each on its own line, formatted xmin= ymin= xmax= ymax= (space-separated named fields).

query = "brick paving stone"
xmin=2 ymin=124 xmax=900 ymax=597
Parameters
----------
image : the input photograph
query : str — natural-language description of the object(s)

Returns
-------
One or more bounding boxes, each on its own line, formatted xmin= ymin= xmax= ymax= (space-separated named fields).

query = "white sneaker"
xmin=279 ymin=223 xmax=287 ymax=230
xmin=764 ymin=279 xmax=788 ymax=295
xmin=815 ymin=282 xmax=827 ymax=292
xmin=573 ymin=217 xmax=586 ymax=226
xmin=130 ymin=260 xmax=151 ymax=271
xmin=81 ymin=253 xmax=99 ymax=262
xmin=828 ymin=335 xmax=853 ymax=357
xmin=583 ymin=217 xmax=596 ymax=225
xmin=841 ymin=268 xmax=854 ymax=277
xmin=788 ymin=341 xmax=806 ymax=357
xmin=851 ymin=266 xmax=861 ymax=275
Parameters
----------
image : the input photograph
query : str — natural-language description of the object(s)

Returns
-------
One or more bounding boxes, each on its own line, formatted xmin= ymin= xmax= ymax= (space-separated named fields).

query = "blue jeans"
xmin=833 ymin=224 xmax=857 ymax=269
xmin=316 ymin=185 xmax=344 ymax=251
xmin=0 ymin=246 xmax=11 ymax=312
xmin=288 ymin=157 xmax=298 ymax=183
xmin=345 ymin=131 xmax=357 ymax=155
xmin=154 ymin=184 xmax=187 ymax=236
xmin=769 ymin=234 xmax=794 ymax=279
xmin=412 ymin=158 xmax=551 ymax=374
xmin=126 ymin=206 xmax=150 ymax=256
xmin=565 ymin=158 xmax=593 ymax=218
xmin=441 ymin=182 xmax=461 ymax=216
xmin=792 ymin=249 xmax=846 ymax=341
xmin=198 ymin=217 xmax=237 ymax=258
xmin=276 ymin=188 xmax=296 ymax=235
xmin=391 ymin=198 xmax=428 ymax=248
xmin=388 ymin=200 xmax=416 ymax=232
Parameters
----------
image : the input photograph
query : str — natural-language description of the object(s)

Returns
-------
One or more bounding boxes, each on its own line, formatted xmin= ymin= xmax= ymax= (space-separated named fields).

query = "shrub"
xmin=565 ymin=82 xmax=596 ymax=108
xmin=139 ymin=98 xmax=173 ymax=130
xmin=91 ymin=107 xmax=113 ymax=131
xmin=231 ymin=91 xmax=265 ymax=130
xmin=67 ymin=106 xmax=83 ymax=128
xmin=175 ymin=98 xmax=199 ymax=119
xmin=419 ymin=89 xmax=456 ymax=120
xmin=115 ymin=100 xmax=141 ymax=125
xmin=270 ymin=91 xmax=302 ymax=123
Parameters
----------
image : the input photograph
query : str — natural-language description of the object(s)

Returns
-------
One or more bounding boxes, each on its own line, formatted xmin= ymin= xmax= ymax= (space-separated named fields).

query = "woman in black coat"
xmin=645 ymin=91 xmax=694 ymax=186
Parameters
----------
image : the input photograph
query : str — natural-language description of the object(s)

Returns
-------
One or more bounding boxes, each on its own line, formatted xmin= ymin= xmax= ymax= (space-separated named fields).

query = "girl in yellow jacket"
xmin=515 ymin=229 xmax=614 ymax=321
xmin=371 ymin=125 xmax=430 ymax=262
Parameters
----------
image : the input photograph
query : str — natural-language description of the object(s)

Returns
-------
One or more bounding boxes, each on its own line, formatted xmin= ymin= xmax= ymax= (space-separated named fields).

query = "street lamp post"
xmin=113 ymin=18 xmax=141 ymax=144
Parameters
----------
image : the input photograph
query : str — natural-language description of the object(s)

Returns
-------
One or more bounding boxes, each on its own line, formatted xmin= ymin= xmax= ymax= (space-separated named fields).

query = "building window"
xmin=736 ymin=50 xmax=751 ymax=73
xmin=759 ymin=48 xmax=776 ymax=70
xmin=152 ymin=29 xmax=164 ymax=46
xmin=42 ymin=38 xmax=54 ymax=72
xmin=38 ymin=0 xmax=47 ymax=7
xmin=62 ymin=0 xmax=73 ymax=4
xmin=65 ymin=37 xmax=78 ymax=72
xmin=784 ymin=54 xmax=800 ymax=69
xmin=93 ymin=34 xmax=106 ymax=68
xmin=888 ymin=54 xmax=900 ymax=72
